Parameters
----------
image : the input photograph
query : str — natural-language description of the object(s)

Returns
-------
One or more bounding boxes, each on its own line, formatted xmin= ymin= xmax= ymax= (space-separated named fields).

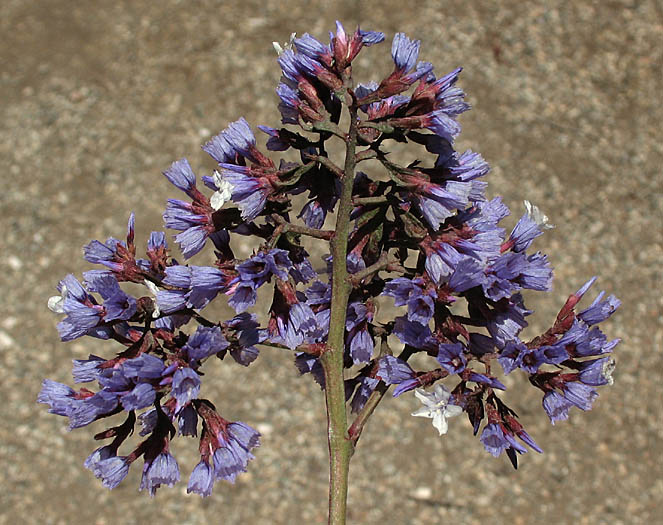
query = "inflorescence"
xmin=39 ymin=21 xmax=620 ymax=496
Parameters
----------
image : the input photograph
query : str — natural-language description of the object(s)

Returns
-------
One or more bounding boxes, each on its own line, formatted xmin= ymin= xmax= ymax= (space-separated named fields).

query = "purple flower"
xmin=542 ymin=391 xmax=574 ymax=424
xmin=486 ymin=293 xmax=532 ymax=348
xmin=377 ymin=355 xmax=419 ymax=397
xmin=578 ymin=291 xmax=621 ymax=326
xmin=187 ymin=460 xmax=215 ymax=497
xmin=277 ymin=49 xmax=320 ymax=84
xmin=348 ymin=329 xmax=374 ymax=365
xmin=423 ymin=110 xmax=463 ymax=143
xmin=213 ymin=422 xmax=260 ymax=483
xmin=391 ymin=33 xmax=420 ymax=73
xmin=577 ymin=357 xmax=615 ymax=386
xmin=417 ymin=180 xmax=471 ymax=230
xmin=185 ymin=326 xmax=230 ymax=362
xmin=68 ymin=389 xmax=119 ymax=429
xmin=163 ymin=158 xmax=197 ymax=198
xmin=480 ymin=423 xmax=510 ymax=457
xmin=294 ymin=33 xmax=332 ymax=64
xmin=383 ymin=278 xmax=436 ymax=324
xmin=228 ymin=281 xmax=258 ymax=313
xmin=121 ymin=383 xmax=156 ymax=411
xmin=468 ymin=372 xmax=506 ymax=391
xmin=140 ymin=452 xmax=180 ymax=496
xmin=50 ymin=275 xmax=105 ymax=342
xmin=172 ymin=368 xmax=201 ymax=410
xmin=122 ymin=354 xmax=166 ymax=379
xmin=72 ymin=355 xmax=105 ymax=383
xmin=38 ymin=379 xmax=77 ymax=417
xmin=448 ymin=258 xmax=485 ymax=292
xmin=93 ymin=456 xmax=131 ymax=489
xmin=562 ymin=381 xmax=598 ymax=411
xmin=507 ymin=201 xmax=554 ymax=253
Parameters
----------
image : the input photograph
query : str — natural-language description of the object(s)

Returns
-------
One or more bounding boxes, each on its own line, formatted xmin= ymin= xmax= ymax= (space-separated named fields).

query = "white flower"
xmin=411 ymin=384 xmax=463 ymax=436
xmin=210 ymin=171 xmax=234 ymax=211
xmin=272 ymin=33 xmax=297 ymax=56
xmin=47 ymin=284 xmax=67 ymax=314
xmin=143 ymin=279 xmax=161 ymax=318
xmin=524 ymin=200 xmax=554 ymax=230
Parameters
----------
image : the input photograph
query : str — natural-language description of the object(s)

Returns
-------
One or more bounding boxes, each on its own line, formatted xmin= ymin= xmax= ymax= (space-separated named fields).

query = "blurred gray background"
xmin=1 ymin=1 xmax=661 ymax=523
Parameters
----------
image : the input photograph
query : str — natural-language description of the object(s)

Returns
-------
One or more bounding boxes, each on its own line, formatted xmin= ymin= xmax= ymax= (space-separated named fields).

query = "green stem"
xmin=320 ymin=99 xmax=358 ymax=525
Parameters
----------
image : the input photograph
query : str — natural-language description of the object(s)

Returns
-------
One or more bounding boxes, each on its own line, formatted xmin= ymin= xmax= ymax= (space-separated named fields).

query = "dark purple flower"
xmin=350 ymin=377 xmax=379 ymax=413
xmin=295 ymin=352 xmax=326 ymax=389
xmin=486 ymin=293 xmax=532 ymax=348
xmin=437 ymin=343 xmax=468 ymax=374
xmin=178 ymin=404 xmax=199 ymax=436
xmin=393 ymin=316 xmax=432 ymax=349
xmin=348 ymin=329 xmax=374 ymax=365
xmin=224 ymin=313 xmax=263 ymax=366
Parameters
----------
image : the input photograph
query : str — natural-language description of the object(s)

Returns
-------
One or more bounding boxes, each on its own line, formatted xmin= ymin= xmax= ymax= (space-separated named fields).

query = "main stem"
xmin=320 ymin=100 xmax=358 ymax=525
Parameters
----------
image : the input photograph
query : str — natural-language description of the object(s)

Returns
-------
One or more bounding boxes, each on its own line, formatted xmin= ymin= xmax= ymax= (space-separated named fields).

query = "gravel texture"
xmin=1 ymin=1 xmax=661 ymax=524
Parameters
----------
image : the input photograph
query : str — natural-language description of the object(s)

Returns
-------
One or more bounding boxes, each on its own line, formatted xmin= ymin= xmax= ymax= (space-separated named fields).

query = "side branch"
xmin=303 ymin=153 xmax=344 ymax=178
xmin=349 ymin=253 xmax=407 ymax=286
xmin=271 ymin=214 xmax=335 ymax=240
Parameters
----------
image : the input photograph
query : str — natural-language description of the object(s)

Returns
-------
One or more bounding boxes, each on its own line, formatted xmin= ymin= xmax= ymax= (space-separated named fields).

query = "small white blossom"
xmin=602 ymin=358 xmax=616 ymax=386
xmin=411 ymin=384 xmax=463 ymax=436
xmin=210 ymin=171 xmax=234 ymax=211
xmin=272 ymin=33 xmax=297 ymax=56
xmin=143 ymin=279 xmax=161 ymax=318
xmin=47 ymin=284 xmax=67 ymax=314
xmin=524 ymin=200 xmax=554 ymax=230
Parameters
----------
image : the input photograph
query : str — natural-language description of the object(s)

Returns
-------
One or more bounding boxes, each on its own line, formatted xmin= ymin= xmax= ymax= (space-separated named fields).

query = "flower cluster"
xmin=40 ymin=20 xmax=620 ymax=497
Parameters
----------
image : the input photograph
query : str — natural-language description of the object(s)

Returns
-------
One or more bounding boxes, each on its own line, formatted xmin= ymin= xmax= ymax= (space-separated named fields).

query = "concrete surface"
xmin=1 ymin=1 xmax=661 ymax=524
